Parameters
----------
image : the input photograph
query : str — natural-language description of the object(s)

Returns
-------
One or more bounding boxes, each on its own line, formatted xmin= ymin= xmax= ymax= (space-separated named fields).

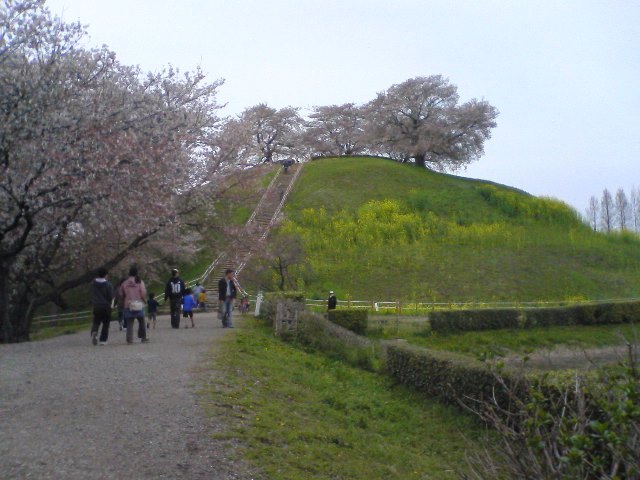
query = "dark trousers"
xmin=170 ymin=297 xmax=181 ymax=328
xmin=125 ymin=309 xmax=146 ymax=343
xmin=91 ymin=306 xmax=111 ymax=342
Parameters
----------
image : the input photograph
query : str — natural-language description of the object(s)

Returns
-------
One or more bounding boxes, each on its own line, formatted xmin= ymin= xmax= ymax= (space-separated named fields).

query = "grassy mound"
xmin=264 ymin=156 xmax=640 ymax=302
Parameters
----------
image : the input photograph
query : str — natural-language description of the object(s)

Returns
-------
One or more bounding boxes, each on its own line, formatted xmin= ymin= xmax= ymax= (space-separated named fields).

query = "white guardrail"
xmin=31 ymin=294 xmax=640 ymax=327
xmin=299 ymin=297 xmax=640 ymax=312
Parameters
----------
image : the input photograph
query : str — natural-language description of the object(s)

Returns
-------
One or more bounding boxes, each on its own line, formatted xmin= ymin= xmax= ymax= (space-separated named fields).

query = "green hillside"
xmin=252 ymin=156 xmax=640 ymax=302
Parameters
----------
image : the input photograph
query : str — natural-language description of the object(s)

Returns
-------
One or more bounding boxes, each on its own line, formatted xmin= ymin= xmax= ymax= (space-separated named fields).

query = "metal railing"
xmin=246 ymin=167 xmax=282 ymax=226
xmin=303 ymin=296 xmax=640 ymax=312
xmin=260 ymin=164 xmax=303 ymax=240
xmin=32 ymin=309 xmax=94 ymax=326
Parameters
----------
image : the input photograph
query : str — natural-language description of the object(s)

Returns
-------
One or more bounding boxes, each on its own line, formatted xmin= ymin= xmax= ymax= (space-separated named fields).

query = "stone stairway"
xmin=202 ymin=162 xmax=304 ymax=296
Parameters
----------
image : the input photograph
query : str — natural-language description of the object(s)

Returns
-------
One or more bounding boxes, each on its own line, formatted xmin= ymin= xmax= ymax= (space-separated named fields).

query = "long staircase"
xmin=200 ymin=162 xmax=304 ymax=296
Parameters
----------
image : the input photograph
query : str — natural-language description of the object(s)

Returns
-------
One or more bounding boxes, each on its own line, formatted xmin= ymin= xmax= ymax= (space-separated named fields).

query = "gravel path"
xmin=0 ymin=312 xmax=254 ymax=479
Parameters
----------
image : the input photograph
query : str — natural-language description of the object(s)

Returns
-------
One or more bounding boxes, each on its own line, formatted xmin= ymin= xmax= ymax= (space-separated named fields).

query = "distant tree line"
xmin=217 ymin=75 xmax=499 ymax=172
xmin=585 ymin=187 xmax=640 ymax=233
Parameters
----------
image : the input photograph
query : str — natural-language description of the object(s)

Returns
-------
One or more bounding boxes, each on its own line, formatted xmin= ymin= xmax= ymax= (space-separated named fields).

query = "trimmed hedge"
xmin=429 ymin=308 xmax=520 ymax=333
xmin=259 ymin=291 xmax=305 ymax=326
xmin=523 ymin=301 xmax=640 ymax=328
xmin=328 ymin=309 xmax=368 ymax=334
xmin=384 ymin=342 xmax=521 ymax=409
xmin=429 ymin=300 xmax=640 ymax=333
xmin=296 ymin=312 xmax=378 ymax=370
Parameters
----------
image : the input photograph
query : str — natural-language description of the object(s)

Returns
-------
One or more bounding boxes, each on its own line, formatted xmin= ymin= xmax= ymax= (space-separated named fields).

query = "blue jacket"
xmin=182 ymin=294 xmax=197 ymax=312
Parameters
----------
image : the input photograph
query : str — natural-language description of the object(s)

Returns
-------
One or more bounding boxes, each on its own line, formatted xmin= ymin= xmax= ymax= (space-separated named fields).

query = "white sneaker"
xmin=99 ymin=341 xmax=107 ymax=346
xmin=91 ymin=332 xmax=98 ymax=346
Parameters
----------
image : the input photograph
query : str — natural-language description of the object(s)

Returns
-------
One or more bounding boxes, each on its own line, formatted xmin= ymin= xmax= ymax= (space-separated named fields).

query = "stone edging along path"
xmin=0 ymin=312 xmax=256 ymax=480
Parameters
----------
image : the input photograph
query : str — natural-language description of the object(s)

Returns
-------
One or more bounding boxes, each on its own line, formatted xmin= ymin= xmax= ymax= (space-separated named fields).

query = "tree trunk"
xmin=0 ymin=265 xmax=35 ymax=343
xmin=413 ymin=153 xmax=426 ymax=168
xmin=277 ymin=258 xmax=286 ymax=291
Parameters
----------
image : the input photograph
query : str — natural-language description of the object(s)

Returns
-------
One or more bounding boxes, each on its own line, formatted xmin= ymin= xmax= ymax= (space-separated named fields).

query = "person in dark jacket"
xmin=218 ymin=269 xmax=237 ymax=328
xmin=90 ymin=267 xmax=114 ymax=346
xmin=164 ymin=268 xmax=185 ymax=329
xmin=327 ymin=291 xmax=337 ymax=311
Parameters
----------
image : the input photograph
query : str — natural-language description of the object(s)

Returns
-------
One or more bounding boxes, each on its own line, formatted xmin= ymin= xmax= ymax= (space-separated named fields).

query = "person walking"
xmin=147 ymin=292 xmax=159 ymax=329
xmin=197 ymin=289 xmax=207 ymax=312
xmin=114 ymin=278 xmax=125 ymax=331
xmin=192 ymin=282 xmax=204 ymax=299
xmin=218 ymin=269 xmax=237 ymax=328
xmin=90 ymin=267 xmax=114 ymax=346
xmin=182 ymin=288 xmax=197 ymax=328
xmin=164 ymin=268 xmax=185 ymax=329
xmin=119 ymin=265 xmax=149 ymax=344
xmin=328 ymin=290 xmax=337 ymax=311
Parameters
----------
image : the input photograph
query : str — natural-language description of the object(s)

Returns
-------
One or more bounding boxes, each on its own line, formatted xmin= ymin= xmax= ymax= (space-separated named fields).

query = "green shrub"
xmin=467 ymin=355 xmax=640 ymax=479
xmin=429 ymin=308 xmax=520 ymax=333
xmin=259 ymin=291 xmax=305 ymax=326
xmin=384 ymin=342 xmax=522 ymax=408
xmin=522 ymin=306 xmax=578 ymax=328
xmin=295 ymin=312 xmax=379 ymax=371
xmin=328 ymin=309 xmax=369 ymax=334
xmin=523 ymin=301 xmax=640 ymax=328
xmin=428 ymin=301 xmax=640 ymax=333
xmin=598 ymin=301 xmax=640 ymax=324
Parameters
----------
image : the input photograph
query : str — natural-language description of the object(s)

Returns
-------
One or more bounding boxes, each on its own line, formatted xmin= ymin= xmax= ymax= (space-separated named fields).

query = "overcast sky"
xmin=46 ymin=0 xmax=640 ymax=212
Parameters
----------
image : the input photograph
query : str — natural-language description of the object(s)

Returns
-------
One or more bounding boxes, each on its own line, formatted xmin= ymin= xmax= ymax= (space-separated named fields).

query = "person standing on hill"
xmin=164 ymin=268 xmax=185 ymax=329
xmin=328 ymin=291 xmax=337 ymax=311
xmin=218 ymin=269 xmax=237 ymax=328
xmin=90 ymin=267 xmax=114 ymax=346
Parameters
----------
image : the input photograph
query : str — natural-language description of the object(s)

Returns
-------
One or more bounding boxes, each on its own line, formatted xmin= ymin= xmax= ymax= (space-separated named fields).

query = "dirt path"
xmin=0 ymin=312 xmax=254 ymax=479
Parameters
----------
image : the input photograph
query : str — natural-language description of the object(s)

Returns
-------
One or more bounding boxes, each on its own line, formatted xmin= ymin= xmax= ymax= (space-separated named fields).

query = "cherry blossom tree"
xmin=363 ymin=75 xmax=498 ymax=170
xmin=234 ymin=103 xmax=303 ymax=164
xmin=304 ymin=103 xmax=366 ymax=157
xmin=0 ymin=0 xmax=225 ymax=342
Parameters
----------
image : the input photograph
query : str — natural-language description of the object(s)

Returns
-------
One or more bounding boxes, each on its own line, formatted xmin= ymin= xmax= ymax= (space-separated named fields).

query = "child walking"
xmin=147 ymin=292 xmax=159 ymax=329
xmin=197 ymin=289 xmax=207 ymax=312
xmin=182 ymin=288 xmax=197 ymax=328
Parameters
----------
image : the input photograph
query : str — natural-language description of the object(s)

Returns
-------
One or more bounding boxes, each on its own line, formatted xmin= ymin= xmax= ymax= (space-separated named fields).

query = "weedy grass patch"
xmin=205 ymin=317 xmax=487 ymax=479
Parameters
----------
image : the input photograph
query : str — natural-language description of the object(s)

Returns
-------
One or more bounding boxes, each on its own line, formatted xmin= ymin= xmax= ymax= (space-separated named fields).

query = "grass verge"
xmin=369 ymin=323 xmax=639 ymax=360
xmin=205 ymin=317 xmax=487 ymax=479
xmin=30 ymin=320 xmax=91 ymax=341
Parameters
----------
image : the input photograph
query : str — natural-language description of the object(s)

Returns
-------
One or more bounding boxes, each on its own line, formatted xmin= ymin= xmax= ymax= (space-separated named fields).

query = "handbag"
xmin=129 ymin=299 xmax=145 ymax=311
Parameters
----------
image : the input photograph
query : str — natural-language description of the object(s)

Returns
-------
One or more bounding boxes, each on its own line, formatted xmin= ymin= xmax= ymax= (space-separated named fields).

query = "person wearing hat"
xmin=164 ymin=268 xmax=185 ymax=329
xmin=327 ymin=291 xmax=337 ymax=311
